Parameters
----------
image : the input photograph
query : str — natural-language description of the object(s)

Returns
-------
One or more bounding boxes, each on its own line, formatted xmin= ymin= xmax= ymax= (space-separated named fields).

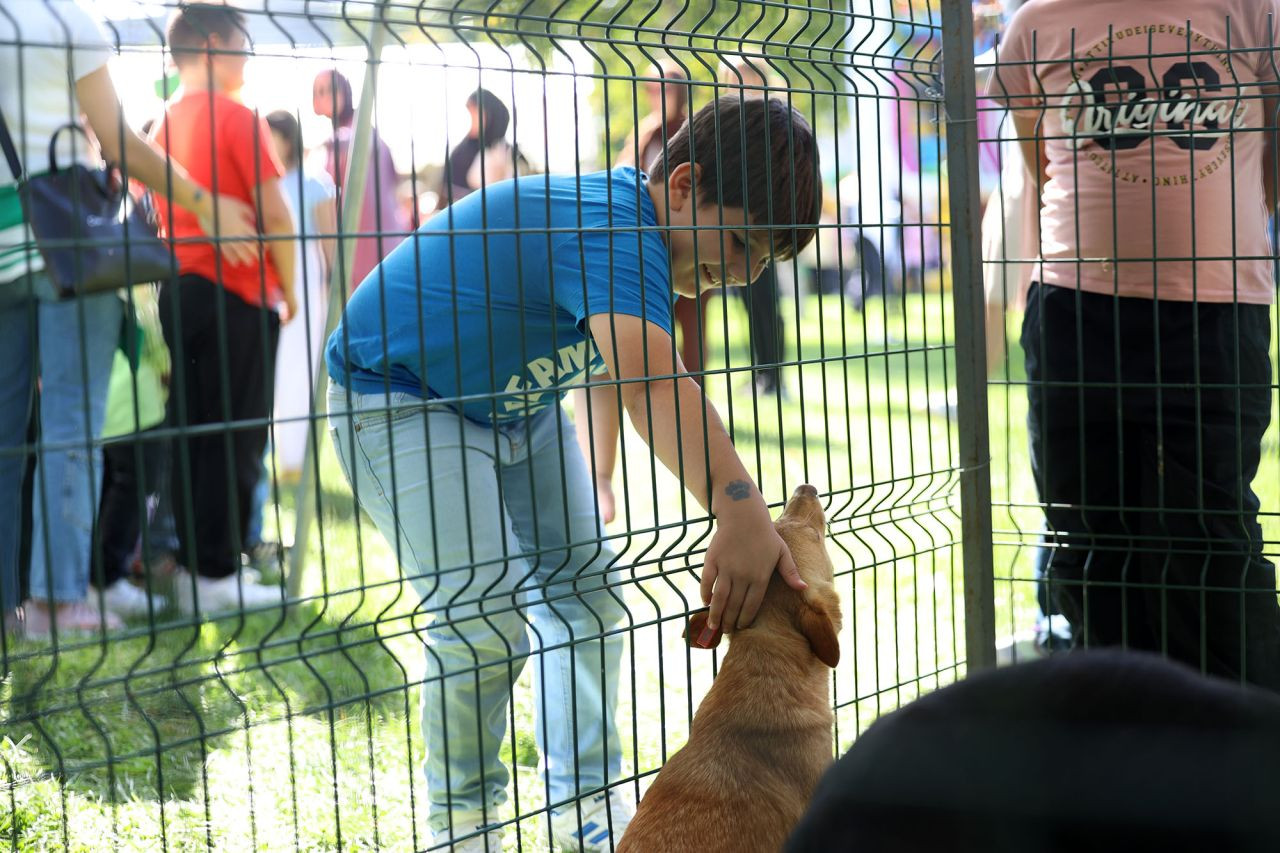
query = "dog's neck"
xmin=707 ymin=620 xmax=833 ymax=729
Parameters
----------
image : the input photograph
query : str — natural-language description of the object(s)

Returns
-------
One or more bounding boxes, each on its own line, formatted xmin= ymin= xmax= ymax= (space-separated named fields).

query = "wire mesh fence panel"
xmin=0 ymin=1 xmax=978 ymax=850
xmin=981 ymin=0 xmax=1280 ymax=687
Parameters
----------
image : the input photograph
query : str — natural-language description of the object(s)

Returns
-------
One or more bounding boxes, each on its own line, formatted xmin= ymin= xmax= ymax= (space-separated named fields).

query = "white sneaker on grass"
xmin=428 ymin=812 xmax=506 ymax=852
xmin=101 ymin=578 xmax=166 ymax=618
xmin=172 ymin=567 xmax=282 ymax=616
xmin=551 ymin=790 xmax=633 ymax=853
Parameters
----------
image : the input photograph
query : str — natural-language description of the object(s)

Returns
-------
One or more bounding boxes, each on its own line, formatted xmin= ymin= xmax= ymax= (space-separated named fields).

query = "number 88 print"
xmin=1060 ymin=61 xmax=1247 ymax=151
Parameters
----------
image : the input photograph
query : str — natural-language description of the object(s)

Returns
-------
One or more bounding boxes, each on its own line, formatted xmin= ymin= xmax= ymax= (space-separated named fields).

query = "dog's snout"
xmin=782 ymin=484 xmax=825 ymax=529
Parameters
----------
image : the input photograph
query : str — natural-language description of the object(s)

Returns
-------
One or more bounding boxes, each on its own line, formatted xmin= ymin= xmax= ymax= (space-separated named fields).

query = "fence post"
xmin=940 ymin=0 xmax=996 ymax=671
xmin=286 ymin=2 xmax=390 ymax=598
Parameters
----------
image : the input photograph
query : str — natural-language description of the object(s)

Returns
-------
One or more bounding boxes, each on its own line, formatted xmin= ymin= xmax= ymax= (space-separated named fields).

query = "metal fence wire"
xmin=0 ymin=0 xmax=990 ymax=850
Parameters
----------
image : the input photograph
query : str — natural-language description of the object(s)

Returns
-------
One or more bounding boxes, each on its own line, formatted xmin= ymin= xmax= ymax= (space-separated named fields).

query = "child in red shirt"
xmin=151 ymin=3 xmax=296 ymax=614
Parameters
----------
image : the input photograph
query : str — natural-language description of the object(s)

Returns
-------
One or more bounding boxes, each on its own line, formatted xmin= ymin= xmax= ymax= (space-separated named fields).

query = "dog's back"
xmin=619 ymin=486 xmax=842 ymax=853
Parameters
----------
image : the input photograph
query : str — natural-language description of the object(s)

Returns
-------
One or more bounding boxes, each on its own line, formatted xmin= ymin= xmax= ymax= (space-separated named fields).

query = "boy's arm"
xmin=257 ymin=177 xmax=298 ymax=323
xmin=588 ymin=312 xmax=806 ymax=633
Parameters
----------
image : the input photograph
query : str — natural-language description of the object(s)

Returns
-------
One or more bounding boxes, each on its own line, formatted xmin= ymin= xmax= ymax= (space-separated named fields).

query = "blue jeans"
xmin=0 ymin=275 xmax=122 ymax=606
xmin=327 ymin=383 xmax=626 ymax=830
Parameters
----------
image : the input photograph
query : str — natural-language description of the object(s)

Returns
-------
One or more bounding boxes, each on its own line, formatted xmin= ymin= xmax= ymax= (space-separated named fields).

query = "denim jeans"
xmin=327 ymin=383 xmax=626 ymax=831
xmin=0 ymin=274 xmax=122 ymax=607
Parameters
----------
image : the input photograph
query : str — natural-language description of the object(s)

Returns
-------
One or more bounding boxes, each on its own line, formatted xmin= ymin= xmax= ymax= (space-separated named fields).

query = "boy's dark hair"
xmin=168 ymin=3 xmax=246 ymax=67
xmin=466 ymin=88 xmax=510 ymax=146
xmin=648 ymin=95 xmax=820 ymax=261
xmin=266 ymin=110 xmax=302 ymax=170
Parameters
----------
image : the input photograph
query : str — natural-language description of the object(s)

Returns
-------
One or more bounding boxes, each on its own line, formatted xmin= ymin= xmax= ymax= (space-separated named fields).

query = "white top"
xmin=0 ymin=0 xmax=112 ymax=282
xmin=0 ymin=0 xmax=112 ymax=177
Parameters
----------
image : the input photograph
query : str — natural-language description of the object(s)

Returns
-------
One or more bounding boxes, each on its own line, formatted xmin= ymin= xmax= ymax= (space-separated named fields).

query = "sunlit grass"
xmin=0 ymin=287 xmax=1048 ymax=851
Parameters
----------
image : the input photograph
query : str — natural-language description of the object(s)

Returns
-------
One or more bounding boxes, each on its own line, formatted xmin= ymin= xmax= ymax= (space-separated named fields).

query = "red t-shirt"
xmin=151 ymin=91 xmax=284 ymax=308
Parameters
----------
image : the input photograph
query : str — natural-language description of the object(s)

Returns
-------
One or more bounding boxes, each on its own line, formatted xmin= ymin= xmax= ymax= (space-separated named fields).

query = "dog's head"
xmin=687 ymin=484 xmax=842 ymax=667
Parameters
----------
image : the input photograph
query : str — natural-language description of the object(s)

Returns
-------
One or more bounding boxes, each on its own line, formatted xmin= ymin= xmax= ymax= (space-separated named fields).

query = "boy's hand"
xmin=700 ymin=480 xmax=806 ymax=634
xmin=279 ymin=289 xmax=298 ymax=326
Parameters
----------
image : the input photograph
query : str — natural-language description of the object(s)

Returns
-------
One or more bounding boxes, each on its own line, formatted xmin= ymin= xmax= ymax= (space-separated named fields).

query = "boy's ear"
xmin=665 ymin=161 xmax=700 ymax=212
xmin=796 ymin=598 xmax=840 ymax=668
xmin=684 ymin=609 xmax=722 ymax=650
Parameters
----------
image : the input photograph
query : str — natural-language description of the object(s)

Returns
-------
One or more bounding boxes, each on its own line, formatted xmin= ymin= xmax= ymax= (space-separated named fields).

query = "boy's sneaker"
xmin=427 ymin=812 xmax=506 ymax=852
xmin=172 ymin=567 xmax=283 ymax=616
xmin=101 ymin=578 xmax=167 ymax=618
xmin=551 ymin=790 xmax=633 ymax=852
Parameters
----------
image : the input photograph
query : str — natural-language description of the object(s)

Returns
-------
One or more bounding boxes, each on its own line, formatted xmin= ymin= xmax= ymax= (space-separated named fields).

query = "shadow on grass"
xmin=1 ymin=599 xmax=413 ymax=804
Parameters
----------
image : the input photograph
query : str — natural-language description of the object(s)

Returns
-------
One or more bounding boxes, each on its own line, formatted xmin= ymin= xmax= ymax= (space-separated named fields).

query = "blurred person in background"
xmin=266 ymin=109 xmax=335 ymax=483
xmin=312 ymin=68 xmax=407 ymax=291
xmin=93 ymin=285 xmax=170 ymax=620
xmin=150 ymin=3 xmax=296 ymax=616
xmin=991 ymin=0 xmax=1280 ymax=688
xmin=573 ymin=62 xmax=695 ymax=523
xmin=0 ymin=0 xmax=255 ymax=637
xmin=436 ymin=87 xmax=529 ymax=208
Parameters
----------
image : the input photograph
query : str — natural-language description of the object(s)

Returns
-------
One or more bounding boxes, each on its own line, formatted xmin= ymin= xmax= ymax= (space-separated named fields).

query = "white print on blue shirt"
xmin=501 ymin=338 xmax=601 ymax=415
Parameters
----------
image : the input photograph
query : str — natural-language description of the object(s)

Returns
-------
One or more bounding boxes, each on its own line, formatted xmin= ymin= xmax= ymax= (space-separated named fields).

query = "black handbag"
xmin=0 ymin=107 xmax=173 ymax=298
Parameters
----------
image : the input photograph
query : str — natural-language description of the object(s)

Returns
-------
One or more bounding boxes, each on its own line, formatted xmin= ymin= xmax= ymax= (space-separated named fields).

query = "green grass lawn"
xmin=12 ymin=284 xmax=1271 ymax=851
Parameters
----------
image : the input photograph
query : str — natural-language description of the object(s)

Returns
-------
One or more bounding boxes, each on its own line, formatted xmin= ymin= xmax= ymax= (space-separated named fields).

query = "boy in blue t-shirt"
xmin=326 ymin=95 xmax=820 ymax=851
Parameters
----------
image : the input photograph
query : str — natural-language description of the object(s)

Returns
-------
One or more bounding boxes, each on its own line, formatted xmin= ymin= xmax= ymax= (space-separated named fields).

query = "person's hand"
xmin=595 ymin=477 xmax=616 ymax=525
xmin=698 ymin=486 xmax=806 ymax=638
xmin=279 ymin=289 xmax=298 ymax=326
xmin=196 ymin=193 xmax=259 ymax=266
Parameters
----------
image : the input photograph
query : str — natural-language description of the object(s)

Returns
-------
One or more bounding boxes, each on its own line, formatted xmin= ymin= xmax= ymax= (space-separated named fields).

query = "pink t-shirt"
xmin=990 ymin=0 xmax=1280 ymax=304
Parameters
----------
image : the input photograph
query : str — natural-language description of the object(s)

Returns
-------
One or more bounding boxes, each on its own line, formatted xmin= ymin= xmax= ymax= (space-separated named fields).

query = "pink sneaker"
xmin=22 ymin=599 xmax=123 ymax=639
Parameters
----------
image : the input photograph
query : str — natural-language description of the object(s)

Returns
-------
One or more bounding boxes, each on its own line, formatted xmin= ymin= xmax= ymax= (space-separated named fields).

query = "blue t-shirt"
xmin=326 ymin=167 xmax=673 ymax=424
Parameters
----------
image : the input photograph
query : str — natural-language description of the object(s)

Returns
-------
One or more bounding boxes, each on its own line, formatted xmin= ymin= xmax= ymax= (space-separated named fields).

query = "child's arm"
xmin=76 ymin=66 xmax=259 ymax=266
xmin=256 ymin=177 xmax=298 ymax=323
xmin=572 ymin=379 xmax=622 ymax=524
xmin=588 ymin=312 xmax=806 ymax=634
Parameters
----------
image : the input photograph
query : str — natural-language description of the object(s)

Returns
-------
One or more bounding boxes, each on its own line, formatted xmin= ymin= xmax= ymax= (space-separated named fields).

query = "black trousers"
xmin=159 ymin=275 xmax=279 ymax=579
xmin=730 ymin=264 xmax=783 ymax=387
xmin=1023 ymin=282 xmax=1280 ymax=690
xmin=94 ymin=430 xmax=165 ymax=587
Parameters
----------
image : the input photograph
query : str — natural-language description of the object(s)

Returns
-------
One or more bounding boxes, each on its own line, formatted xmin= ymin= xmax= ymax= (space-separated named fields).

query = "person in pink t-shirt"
xmin=992 ymin=0 xmax=1280 ymax=689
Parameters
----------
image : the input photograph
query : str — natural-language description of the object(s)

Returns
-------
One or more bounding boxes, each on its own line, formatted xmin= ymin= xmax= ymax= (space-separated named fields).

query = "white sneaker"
xmin=551 ymin=790 xmax=633 ymax=852
xmin=428 ymin=812 xmax=506 ymax=852
xmin=101 ymin=579 xmax=167 ymax=618
xmin=172 ymin=568 xmax=282 ymax=616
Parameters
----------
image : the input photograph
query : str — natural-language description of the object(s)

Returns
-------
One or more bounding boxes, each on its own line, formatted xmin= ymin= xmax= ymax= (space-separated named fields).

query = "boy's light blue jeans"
xmin=327 ymin=383 xmax=626 ymax=833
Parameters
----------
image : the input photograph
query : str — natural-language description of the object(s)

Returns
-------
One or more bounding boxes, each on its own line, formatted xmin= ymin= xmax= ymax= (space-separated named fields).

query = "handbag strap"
xmin=0 ymin=106 xmax=23 ymax=182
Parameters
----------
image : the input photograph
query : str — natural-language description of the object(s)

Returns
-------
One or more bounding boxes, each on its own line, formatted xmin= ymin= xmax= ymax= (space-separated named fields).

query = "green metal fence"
xmin=0 ymin=1 xmax=989 ymax=850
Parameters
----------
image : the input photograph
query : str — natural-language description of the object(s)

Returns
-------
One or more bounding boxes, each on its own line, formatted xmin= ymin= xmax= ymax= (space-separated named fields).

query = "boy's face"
xmin=661 ymin=162 xmax=771 ymax=299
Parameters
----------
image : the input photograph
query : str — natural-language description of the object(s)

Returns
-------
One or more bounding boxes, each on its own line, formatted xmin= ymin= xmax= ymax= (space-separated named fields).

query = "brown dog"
xmin=618 ymin=484 xmax=842 ymax=853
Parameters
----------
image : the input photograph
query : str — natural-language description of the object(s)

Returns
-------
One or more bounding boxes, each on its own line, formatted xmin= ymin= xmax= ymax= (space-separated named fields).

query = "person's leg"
xmin=1022 ymin=284 xmax=1135 ymax=649
xmin=159 ymin=276 xmax=213 ymax=575
xmin=95 ymin=440 xmax=140 ymax=588
xmin=746 ymin=265 xmax=783 ymax=392
xmin=498 ymin=407 xmax=627 ymax=811
xmin=28 ymin=290 xmax=123 ymax=603
xmin=673 ymin=293 xmax=712 ymax=382
xmin=328 ymin=384 xmax=530 ymax=834
xmin=0 ymin=283 xmax=36 ymax=624
xmin=1140 ymin=302 xmax=1280 ymax=689
xmin=223 ymin=293 xmax=280 ymax=561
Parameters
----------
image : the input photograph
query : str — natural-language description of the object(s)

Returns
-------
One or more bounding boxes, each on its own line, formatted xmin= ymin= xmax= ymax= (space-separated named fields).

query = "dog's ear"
xmin=797 ymin=599 xmax=840 ymax=667
xmin=684 ymin=609 xmax=723 ymax=650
